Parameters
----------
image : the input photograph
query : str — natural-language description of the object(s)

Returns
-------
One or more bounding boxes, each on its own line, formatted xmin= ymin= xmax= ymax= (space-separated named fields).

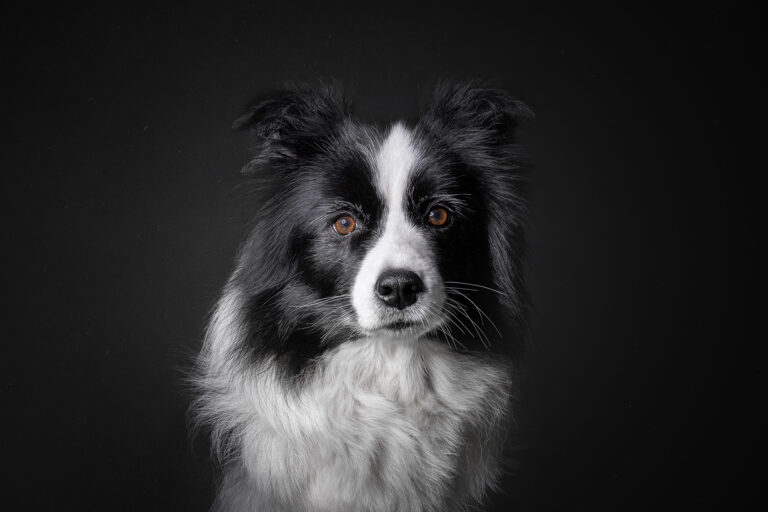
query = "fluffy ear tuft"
xmin=421 ymin=81 xmax=533 ymax=145
xmin=233 ymin=83 xmax=349 ymax=172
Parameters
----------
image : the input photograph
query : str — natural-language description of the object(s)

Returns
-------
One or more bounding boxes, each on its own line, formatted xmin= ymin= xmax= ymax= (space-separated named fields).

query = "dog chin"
xmin=369 ymin=322 xmax=420 ymax=338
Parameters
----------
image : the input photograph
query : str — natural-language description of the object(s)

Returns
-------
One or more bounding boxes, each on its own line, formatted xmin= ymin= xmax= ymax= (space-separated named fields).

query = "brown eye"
xmin=427 ymin=207 xmax=449 ymax=227
xmin=333 ymin=215 xmax=357 ymax=235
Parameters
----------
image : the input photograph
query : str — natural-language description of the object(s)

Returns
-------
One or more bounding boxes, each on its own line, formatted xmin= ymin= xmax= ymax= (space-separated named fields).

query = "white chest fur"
xmin=207 ymin=335 xmax=512 ymax=512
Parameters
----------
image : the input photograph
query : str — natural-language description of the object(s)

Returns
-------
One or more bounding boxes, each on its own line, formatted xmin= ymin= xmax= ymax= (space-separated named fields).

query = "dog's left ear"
xmin=418 ymin=81 xmax=533 ymax=148
xmin=233 ymin=83 xmax=349 ymax=172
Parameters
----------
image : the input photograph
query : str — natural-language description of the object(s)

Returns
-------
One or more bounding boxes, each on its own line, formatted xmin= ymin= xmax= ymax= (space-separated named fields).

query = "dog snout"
xmin=375 ymin=270 xmax=424 ymax=310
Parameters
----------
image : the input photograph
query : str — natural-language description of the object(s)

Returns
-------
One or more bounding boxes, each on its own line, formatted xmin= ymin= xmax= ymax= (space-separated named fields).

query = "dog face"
xmin=231 ymin=83 xmax=530 ymax=375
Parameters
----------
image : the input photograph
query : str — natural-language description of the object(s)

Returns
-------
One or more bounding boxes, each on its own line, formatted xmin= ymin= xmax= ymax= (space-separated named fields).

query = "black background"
xmin=3 ymin=3 xmax=757 ymax=511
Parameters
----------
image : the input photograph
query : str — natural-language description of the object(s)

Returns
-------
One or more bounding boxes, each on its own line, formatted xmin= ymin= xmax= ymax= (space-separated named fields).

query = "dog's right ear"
xmin=233 ymin=83 xmax=349 ymax=172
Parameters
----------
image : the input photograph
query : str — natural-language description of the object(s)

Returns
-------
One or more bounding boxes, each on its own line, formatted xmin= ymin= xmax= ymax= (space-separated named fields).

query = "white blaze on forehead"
xmin=351 ymin=123 xmax=446 ymax=332
xmin=375 ymin=123 xmax=418 ymax=211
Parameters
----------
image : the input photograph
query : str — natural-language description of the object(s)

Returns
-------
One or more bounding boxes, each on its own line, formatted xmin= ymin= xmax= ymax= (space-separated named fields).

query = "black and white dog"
xmin=193 ymin=82 xmax=532 ymax=511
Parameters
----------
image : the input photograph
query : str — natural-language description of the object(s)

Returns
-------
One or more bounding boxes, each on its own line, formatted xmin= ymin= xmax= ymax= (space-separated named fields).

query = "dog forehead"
xmin=374 ymin=123 xmax=419 ymax=208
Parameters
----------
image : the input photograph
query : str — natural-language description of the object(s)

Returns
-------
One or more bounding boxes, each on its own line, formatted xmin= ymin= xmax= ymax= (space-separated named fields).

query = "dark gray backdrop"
xmin=3 ymin=3 xmax=755 ymax=511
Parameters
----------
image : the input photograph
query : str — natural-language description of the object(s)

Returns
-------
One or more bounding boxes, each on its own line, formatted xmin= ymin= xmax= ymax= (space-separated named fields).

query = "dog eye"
xmin=427 ymin=207 xmax=449 ymax=227
xmin=333 ymin=215 xmax=357 ymax=235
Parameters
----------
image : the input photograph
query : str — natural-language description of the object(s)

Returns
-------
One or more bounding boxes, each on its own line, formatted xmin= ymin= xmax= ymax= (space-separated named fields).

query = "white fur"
xmin=352 ymin=124 xmax=446 ymax=335
xmin=197 ymin=287 xmax=513 ymax=512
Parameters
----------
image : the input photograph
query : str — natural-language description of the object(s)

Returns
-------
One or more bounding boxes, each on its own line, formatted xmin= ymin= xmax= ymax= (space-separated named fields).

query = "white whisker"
xmin=443 ymin=281 xmax=508 ymax=297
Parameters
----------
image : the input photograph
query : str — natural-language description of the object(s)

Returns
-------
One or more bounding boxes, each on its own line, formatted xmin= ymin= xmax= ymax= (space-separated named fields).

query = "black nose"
xmin=375 ymin=270 xmax=424 ymax=310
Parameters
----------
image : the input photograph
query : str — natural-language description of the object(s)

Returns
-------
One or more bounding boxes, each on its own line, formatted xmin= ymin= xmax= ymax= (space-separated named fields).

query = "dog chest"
xmin=240 ymin=338 xmax=511 ymax=511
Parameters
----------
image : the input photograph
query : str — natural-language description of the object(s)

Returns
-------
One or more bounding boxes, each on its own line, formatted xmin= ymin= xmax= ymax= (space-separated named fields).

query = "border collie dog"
xmin=194 ymin=82 xmax=532 ymax=512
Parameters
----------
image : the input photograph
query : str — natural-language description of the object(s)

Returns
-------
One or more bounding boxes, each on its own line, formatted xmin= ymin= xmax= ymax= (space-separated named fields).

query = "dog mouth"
xmin=355 ymin=297 xmax=449 ymax=337
xmin=364 ymin=302 xmax=449 ymax=337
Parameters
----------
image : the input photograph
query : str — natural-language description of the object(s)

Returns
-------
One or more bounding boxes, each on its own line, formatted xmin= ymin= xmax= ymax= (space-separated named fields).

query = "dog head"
xmin=230 ymin=82 xmax=531 ymax=374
